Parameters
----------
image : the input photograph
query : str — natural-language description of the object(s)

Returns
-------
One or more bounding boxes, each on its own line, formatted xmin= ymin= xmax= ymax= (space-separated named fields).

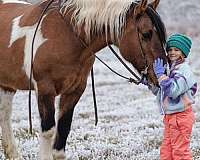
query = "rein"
xmin=94 ymin=51 xmax=140 ymax=84
xmin=107 ymin=45 xmax=141 ymax=84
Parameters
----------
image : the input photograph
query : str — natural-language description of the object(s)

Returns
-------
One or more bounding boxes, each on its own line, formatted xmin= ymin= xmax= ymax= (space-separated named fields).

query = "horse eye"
xmin=142 ymin=30 xmax=152 ymax=41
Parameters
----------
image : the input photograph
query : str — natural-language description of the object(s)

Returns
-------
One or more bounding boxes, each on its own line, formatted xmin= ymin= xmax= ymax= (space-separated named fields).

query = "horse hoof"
xmin=66 ymin=153 xmax=73 ymax=160
xmin=4 ymin=148 xmax=22 ymax=160
xmin=39 ymin=154 xmax=54 ymax=160
xmin=53 ymin=149 xmax=70 ymax=160
xmin=5 ymin=154 xmax=23 ymax=160
xmin=9 ymin=157 xmax=23 ymax=160
xmin=40 ymin=157 xmax=53 ymax=160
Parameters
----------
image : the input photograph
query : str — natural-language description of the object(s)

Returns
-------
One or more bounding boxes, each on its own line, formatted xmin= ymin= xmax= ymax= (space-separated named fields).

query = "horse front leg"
xmin=52 ymin=87 xmax=85 ymax=160
xmin=0 ymin=87 xmax=22 ymax=159
xmin=37 ymin=94 xmax=56 ymax=160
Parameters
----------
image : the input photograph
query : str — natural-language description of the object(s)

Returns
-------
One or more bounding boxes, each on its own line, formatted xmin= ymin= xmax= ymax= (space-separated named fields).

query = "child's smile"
xmin=167 ymin=47 xmax=184 ymax=62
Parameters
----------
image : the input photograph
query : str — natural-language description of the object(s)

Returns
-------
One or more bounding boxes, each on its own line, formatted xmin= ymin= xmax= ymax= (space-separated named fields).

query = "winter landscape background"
xmin=1 ymin=0 xmax=200 ymax=159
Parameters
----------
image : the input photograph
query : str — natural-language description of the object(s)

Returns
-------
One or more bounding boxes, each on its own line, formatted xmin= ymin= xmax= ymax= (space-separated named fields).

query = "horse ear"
xmin=134 ymin=0 xmax=148 ymax=16
xmin=149 ymin=0 xmax=160 ymax=10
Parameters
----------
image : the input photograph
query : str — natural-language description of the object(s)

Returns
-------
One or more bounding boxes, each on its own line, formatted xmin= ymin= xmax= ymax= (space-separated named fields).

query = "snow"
xmin=1 ymin=0 xmax=200 ymax=159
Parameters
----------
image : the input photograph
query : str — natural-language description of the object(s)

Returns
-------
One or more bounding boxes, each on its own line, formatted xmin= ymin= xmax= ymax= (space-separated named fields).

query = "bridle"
xmin=97 ymin=2 xmax=166 ymax=86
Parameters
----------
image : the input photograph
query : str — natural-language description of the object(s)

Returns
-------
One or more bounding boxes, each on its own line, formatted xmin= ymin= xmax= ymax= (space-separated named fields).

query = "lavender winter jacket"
xmin=150 ymin=61 xmax=197 ymax=115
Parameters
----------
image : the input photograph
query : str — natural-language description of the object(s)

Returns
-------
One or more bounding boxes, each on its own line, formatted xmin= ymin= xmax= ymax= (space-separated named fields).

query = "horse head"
xmin=118 ymin=0 xmax=167 ymax=86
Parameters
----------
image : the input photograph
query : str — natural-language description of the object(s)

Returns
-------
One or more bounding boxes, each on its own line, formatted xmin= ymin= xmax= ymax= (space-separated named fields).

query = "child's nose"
xmin=169 ymin=50 xmax=175 ymax=54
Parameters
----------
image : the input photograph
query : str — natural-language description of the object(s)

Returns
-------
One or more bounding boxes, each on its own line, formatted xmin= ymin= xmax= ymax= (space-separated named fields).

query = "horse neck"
xmin=63 ymin=12 xmax=115 ymax=62
xmin=78 ymin=33 xmax=114 ymax=64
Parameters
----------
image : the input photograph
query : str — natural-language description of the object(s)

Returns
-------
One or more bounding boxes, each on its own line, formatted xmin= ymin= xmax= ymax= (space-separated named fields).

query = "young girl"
xmin=150 ymin=33 xmax=197 ymax=160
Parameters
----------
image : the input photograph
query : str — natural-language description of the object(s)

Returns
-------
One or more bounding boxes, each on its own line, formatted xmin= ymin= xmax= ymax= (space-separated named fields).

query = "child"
xmin=150 ymin=33 xmax=197 ymax=160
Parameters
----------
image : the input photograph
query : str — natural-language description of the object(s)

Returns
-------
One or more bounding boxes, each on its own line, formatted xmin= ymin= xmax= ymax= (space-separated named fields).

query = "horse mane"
xmin=62 ymin=0 xmax=133 ymax=42
xmin=145 ymin=6 xmax=166 ymax=45
xmin=62 ymin=0 xmax=166 ymax=44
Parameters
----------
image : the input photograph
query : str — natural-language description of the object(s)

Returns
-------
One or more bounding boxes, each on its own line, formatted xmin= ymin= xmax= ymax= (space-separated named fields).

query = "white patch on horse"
xmin=0 ymin=88 xmax=22 ymax=159
xmin=52 ymin=149 xmax=67 ymax=160
xmin=9 ymin=15 xmax=47 ymax=80
xmin=39 ymin=127 xmax=56 ymax=160
xmin=2 ymin=0 xmax=30 ymax=4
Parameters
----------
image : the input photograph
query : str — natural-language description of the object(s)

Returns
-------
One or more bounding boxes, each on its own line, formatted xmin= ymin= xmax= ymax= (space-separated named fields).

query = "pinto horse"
xmin=0 ymin=0 xmax=166 ymax=159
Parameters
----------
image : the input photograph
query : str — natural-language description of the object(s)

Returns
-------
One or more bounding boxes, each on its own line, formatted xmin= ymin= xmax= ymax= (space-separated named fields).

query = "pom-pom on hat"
xmin=166 ymin=33 xmax=192 ymax=57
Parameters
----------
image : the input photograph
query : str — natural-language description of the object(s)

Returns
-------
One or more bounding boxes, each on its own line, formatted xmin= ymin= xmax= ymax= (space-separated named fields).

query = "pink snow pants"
xmin=160 ymin=107 xmax=195 ymax=160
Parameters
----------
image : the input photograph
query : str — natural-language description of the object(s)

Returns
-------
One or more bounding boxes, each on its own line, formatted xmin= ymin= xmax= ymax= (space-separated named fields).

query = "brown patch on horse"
xmin=0 ymin=34 xmax=30 ymax=90
xmin=0 ymin=3 xmax=28 ymax=44
xmin=19 ymin=1 xmax=54 ymax=27
xmin=1 ymin=1 xmax=58 ymax=28
xmin=0 ymin=84 xmax=16 ymax=92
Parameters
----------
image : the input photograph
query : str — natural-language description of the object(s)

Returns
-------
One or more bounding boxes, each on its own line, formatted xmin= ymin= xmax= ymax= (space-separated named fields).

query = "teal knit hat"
xmin=166 ymin=33 xmax=192 ymax=57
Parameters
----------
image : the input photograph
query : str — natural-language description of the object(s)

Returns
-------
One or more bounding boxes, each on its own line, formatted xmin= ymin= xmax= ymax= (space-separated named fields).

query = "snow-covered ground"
xmin=1 ymin=0 xmax=200 ymax=159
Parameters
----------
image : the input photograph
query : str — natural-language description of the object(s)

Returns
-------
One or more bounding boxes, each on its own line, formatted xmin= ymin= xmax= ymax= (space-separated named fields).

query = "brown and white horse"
xmin=0 ymin=0 xmax=166 ymax=159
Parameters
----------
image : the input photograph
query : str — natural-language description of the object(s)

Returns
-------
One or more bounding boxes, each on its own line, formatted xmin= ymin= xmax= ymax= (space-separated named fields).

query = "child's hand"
xmin=153 ymin=58 xmax=165 ymax=79
xmin=141 ymin=77 xmax=148 ymax=86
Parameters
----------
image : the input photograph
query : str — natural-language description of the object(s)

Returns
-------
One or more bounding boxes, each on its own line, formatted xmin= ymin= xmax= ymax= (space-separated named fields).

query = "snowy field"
xmin=1 ymin=0 xmax=200 ymax=159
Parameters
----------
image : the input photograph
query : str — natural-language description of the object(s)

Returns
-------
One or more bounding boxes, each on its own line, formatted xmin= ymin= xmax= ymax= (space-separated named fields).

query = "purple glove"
xmin=153 ymin=58 xmax=165 ymax=79
xmin=141 ymin=77 xmax=148 ymax=86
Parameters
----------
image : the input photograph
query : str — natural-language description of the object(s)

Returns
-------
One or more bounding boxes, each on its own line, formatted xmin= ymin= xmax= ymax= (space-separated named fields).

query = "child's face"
xmin=167 ymin=47 xmax=184 ymax=62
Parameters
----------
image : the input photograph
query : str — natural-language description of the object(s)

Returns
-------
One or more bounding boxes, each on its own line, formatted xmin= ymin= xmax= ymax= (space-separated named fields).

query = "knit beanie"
xmin=166 ymin=33 xmax=192 ymax=57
